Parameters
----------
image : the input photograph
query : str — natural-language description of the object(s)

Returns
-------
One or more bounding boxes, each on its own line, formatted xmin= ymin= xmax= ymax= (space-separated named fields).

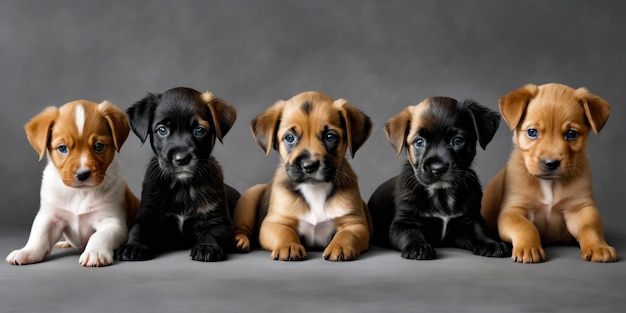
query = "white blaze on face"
xmin=75 ymin=104 xmax=85 ymax=137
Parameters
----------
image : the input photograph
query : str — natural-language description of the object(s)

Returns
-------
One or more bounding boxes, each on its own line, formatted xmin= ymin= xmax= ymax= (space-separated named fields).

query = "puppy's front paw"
xmin=271 ymin=244 xmax=307 ymax=261
xmin=581 ymin=244 xmax=618 ymax=263
xmin=235 ymin=234 xmax=251 ymax=253
xmin=190 ymin=244 xmax=226 ymax=262
xmin=401 ymin=243 xmax=436 ymax=260
xmin=79 ymin=249 xmax=113 ymax=267
xmin=323 ymin=244 xmax=358 ymax=262
xmin=512 ymin=244 xmax=546 ymax=263
xmin=6 ymin=249 xmax=46 ymax=265
xmin=474 ymin=242 xmax=512 ymax=258
xmin=115 ymin=243 xmax=152 ymax=261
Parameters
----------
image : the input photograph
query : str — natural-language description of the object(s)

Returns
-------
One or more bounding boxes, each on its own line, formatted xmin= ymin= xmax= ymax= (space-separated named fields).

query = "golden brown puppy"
xmin=233 ymin=91 xmax=373 ymax=261
xmin=482 ymin=83 xmax=618 ymax=263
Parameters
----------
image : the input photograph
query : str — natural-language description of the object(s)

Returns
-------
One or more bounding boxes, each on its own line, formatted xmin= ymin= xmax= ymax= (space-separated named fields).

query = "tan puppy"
xmin=7 ymin=100 xmax=139 ymax=266
xmin=233 ymin=91 xmax=373 ymax=261
xmin=482 ymin=83 xmax=618 ymax=263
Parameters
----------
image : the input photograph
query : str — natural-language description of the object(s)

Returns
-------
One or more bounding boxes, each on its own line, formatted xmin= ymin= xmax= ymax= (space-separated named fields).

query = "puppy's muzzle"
xmin=75 ymin=169 xmax=91 ymax=182
xmin=287 ymin=151 xmax=332 ymax=183
xmin=537 ymin=158 xmax=562 ymax=178
xmin=423 ymin=158 xmax=449 ymax=176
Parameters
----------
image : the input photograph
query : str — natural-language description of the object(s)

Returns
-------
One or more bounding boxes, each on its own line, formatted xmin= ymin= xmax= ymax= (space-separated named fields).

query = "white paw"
xmin=79 ymin=249 xmax=113 ymax=267
xmin=6 ymin=249 xmax=46 ymax=265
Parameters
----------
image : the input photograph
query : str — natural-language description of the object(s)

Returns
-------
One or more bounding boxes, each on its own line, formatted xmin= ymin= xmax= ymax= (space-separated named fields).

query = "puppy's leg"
xmin=233 ymin=184 xmax=267 ymax=252
xmin=6 ymin=212 xmax=65 ymax=265
xmin=188 ymin=210 xmax=234 ymax=262
xmin=259 ymin=218 xmax=306 ymax=261
xmin=80 ymin=217 xmax=127 ymax=267
xmin=564 ymin=206 xmax=618 ymax=262
xmin=324 ymin=215 xmax=370 ymax=261
xmin=116 ymin=217 xmax=181 ymax=261
xmin=389 ymin=217 xmax=437 ymax=260
xmin=445 ymin=215 xmax=512 ymax=258
xmin=498 ymin=207 xmax=546 ymax=263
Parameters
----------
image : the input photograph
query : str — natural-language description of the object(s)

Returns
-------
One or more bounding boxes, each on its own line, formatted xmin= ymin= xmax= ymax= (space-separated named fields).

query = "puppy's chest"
xmin=295 ymin=183 xmax=342 ymax=248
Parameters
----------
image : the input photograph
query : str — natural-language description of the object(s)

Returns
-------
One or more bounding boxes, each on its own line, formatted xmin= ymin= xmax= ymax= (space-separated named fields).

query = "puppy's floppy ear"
xmin=25 ymin=106 xmax=59 ymax=161
xmin=126 ymin=93 xmax=159 ymax=143
xmin=334 ymin=99 xmax=373 ymax=158
xmin=575 ymin=87 xmax=611 ymax=134
xmin=384 ymin=106 xmax=413 ymax=155
xmin=98 ymin=101 xmax=130 ymax=152
xmin=201 ymin=92 xmax=237 ymax=143
xmin=251 ymin=100 xmax=285 ymax=156
xmin=465 ymin=99 xmax=501 ymax=150
xmin=499 ymin=84 xmax=538 ymax=130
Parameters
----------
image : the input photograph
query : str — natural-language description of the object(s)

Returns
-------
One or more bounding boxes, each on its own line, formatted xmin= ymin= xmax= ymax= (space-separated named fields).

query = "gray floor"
xmin=2 ymin=227 xmax=624 ymax=313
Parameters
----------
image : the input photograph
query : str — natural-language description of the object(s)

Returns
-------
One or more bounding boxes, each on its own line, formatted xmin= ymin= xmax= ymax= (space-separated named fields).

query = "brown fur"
xmin=233 ymin=91 xmax=373 ymax=261
xmin=481 ymin=83 xmax=617 ymax=263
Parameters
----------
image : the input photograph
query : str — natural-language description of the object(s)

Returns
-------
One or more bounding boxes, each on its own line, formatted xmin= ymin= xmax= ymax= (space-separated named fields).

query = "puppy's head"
xmin=385 ymin=97 xmax=500 ymax=189
xmin=499 ymin=83 xmax=610 ymax=179
xmin=251 ymin=91 xmax=372 ymax=184
xmin=25 ymin=100 xmax=130 ymax=188
xmin=127 ymin=87 xmax=237 ymax=180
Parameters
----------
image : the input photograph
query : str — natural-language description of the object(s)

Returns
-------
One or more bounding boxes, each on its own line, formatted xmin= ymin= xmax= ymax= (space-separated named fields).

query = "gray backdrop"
xmin=2 ymin=0 xmax=623 ymax=231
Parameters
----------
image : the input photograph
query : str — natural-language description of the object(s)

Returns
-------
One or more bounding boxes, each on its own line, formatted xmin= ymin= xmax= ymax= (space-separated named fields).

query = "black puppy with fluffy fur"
xmin=368 ymin=97 xmax=511 ymax=260
xmin=115 ymin=87 xmax=239 ymax=262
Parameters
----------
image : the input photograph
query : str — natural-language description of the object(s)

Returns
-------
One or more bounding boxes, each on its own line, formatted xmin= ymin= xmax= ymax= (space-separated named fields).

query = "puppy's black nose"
xmin=75 ymin=170 xmax=91 ymax=181
xmin=542 ymin=159 xmax=561 ymax=171
xmin=174 ymin=153 xmax=192 ymax=166
xmin=301 ymin=159 xmax=320 ymax=174
xmin=425 ymin=161 xmax=448 ymax=175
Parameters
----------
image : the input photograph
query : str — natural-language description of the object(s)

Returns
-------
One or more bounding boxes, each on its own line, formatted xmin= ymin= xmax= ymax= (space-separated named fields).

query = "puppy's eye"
xmin=284 ymin=133 xmax=296 ymax=144
xmin=414 ymin=138 xmax=425 ymax=148
xmin=565 ymin=129 xmax=578 ymax=141
xmin=452 ymin=137 xmax=465 ymax=147
xmin=156 ymin=125 xmax=169 ymax=137
xmin=324 ymin=132 xmax=338 ymax=144
xmin=57 ymin=145 xmax=69 ymax=155
xmin=94 ymin=142 xmax=105 ymax=153
xmin=193 ymin=126 xmax=207 ymax=137
xmin=526 ymin=128 xmax=539 ymax=139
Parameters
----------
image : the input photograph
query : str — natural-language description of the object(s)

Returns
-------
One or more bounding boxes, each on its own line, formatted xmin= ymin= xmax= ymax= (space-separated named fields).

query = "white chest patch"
xmin=75 ymin=103 xmax=85 ymax=137
xmin=539 ymin=180 xmax=554 ymax=206
xmin=296 ymin=183 xmax=336 ymax=248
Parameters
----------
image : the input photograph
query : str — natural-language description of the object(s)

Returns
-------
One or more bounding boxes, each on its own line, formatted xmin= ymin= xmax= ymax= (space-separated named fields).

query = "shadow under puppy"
xmin=115 ymin=87 xmax=239 ymax=262
xmin=481 ymin=83 xmax=618 ymax=263
xmin=7 ymin=100 xmax=139 ymax=267
xmin=368 ymin=97 xmax=511 ymax=260
xmin=233 ymin=91 xmax=373 ymax=261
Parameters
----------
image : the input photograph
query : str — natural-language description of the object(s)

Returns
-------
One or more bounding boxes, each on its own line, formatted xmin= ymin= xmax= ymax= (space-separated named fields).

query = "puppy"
xmin=7 ymin=100 xmax=139 ymax=267
xmin=115 ymin=87 xmax=239 ymax=262
xmin=368 ymin=97 xmax=511 ymax=260
xmin=481 ymin=83 xmax=618 ymax=263
xmin=233 ymin=91 xmax=373 ymax=261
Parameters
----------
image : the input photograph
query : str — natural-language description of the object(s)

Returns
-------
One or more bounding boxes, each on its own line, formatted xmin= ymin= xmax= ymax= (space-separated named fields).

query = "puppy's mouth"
xmin=286 ymin=158 xmax=335 ymax=184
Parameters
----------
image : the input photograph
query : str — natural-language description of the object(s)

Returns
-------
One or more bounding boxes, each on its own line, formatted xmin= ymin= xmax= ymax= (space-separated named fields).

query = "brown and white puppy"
xmin=482 ymin=83 xmax=618 ymax=263
xmin=7 ymin=100 xmax=139 ymax=267
xmin=233 ymin=91 xmax=373 ymax=261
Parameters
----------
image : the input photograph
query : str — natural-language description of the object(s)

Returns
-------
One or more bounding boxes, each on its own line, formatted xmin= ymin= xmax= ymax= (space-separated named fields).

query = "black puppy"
xmin=116 ymin=87 xmax=239 ymax=262
xmin=368 ymin=97 xmax=511 ymax=260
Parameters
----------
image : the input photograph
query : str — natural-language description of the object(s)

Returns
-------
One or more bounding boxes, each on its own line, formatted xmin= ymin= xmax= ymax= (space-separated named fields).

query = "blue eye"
xmin=156 ymin=125 xmax=169 ymax=137
xmin=526 ymin=128 xmax=539 ymax=139
xmin=452 ymin=137 xmax=465 ymax=147
xmin=284 ymin=133 xmax=296 ymax=144
xmin=565 ymin=129 xmax=578 ymax=141
xmin=414 ymin=138 xmax=425 ymax=148
xmin=57 ymin=145 xmax=69 ymax=155
xmin=324 ymin=132 xmax=338 ymax=144
xmin=94 ymin=143 xmax=105 ymax=153
xmin=193 ymin=126 xmax=207 ymax=137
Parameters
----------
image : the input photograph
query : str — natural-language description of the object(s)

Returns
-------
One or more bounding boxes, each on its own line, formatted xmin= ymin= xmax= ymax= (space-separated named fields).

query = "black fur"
xmin=368 ymin=98 xmax=511 ymax=260
xmin=115 ymin=87 xmax=239 ymax=262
